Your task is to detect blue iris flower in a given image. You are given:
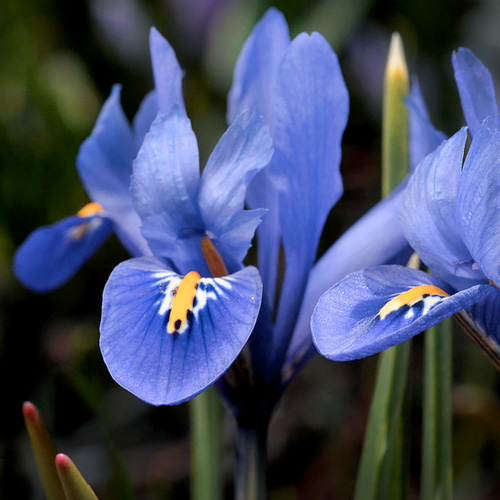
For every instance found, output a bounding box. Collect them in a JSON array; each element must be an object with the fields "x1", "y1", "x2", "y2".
[
  {"x1": 99, "y1": 105, "x2": 273, "y2": 405},
  {"x1": 14, "y1": 28, "x2": 183, "y2": 292},
  {"x1": 99, "y1": 8, "x2": 414, "y2": 412},
  {"x1": 311, "y1": 49, "x2": 500, "y2": 366},
  {"x1": 216, "y1": 9, "x2": 420, "y2": 420}
]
